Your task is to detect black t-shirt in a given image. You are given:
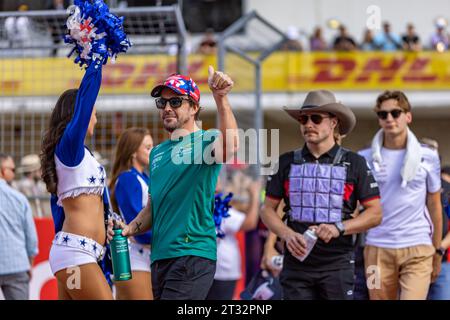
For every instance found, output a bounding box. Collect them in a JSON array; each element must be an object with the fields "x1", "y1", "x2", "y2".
[
  {"x1": 265, "y1": 144, "x2": 380, "y2": 271},
  {"x1": 402, "y1": 35, "x2": 419, "y2": 45},
  {"x1": 333, "y1": 36, "x2": 356, "y2": 49},
  {"x1": 402, "y1": 34, "x2": 420, "y2": 51}
]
